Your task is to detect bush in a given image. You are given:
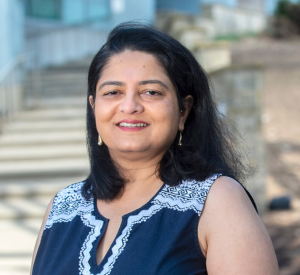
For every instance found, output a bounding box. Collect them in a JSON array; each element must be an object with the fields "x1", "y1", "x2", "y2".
[
  {"x1": 274, "y1": 0, "x2": 291, "y2": 17},
  {"x1": 271, "y1": 0, "x2": 300, "y2": 38}
]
